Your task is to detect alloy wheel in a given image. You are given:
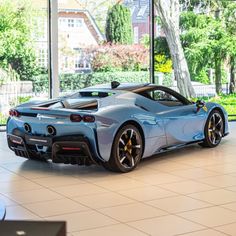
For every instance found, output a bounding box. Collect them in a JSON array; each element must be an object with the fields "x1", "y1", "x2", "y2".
[
  {"x1": 207, "y1": 112, "x2": 224, "y2": 145},
  {"x1": 117, "y1": 128, "x2": 142, "y2": 169}
]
